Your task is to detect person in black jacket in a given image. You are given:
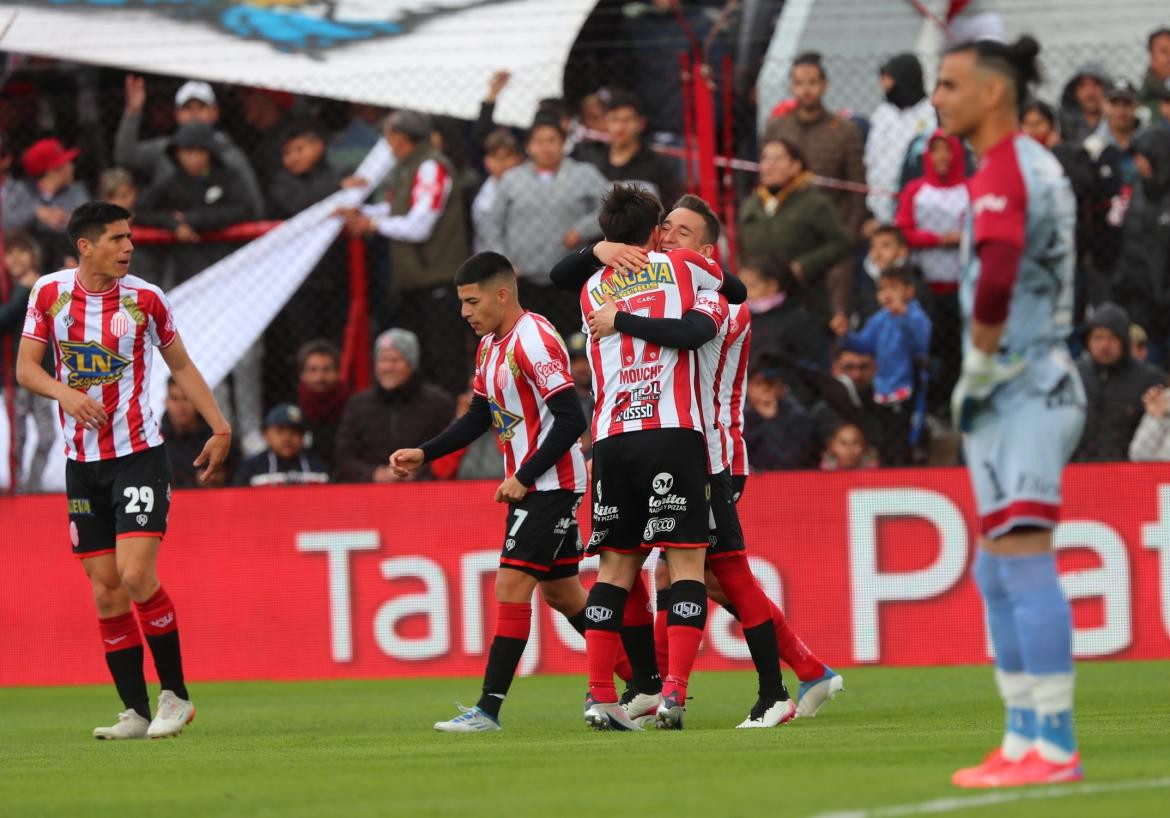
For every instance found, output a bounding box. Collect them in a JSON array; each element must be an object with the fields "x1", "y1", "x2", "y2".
[
  {"x1": 234, "y1": 403, "x2": 329, "y2": 487},
  {"x1": 585, "y1": 89, "x2": 682, "y2": 208},
  {"x1": 1074, "y1": 302, "x2": 1166, "y2": 462}
]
